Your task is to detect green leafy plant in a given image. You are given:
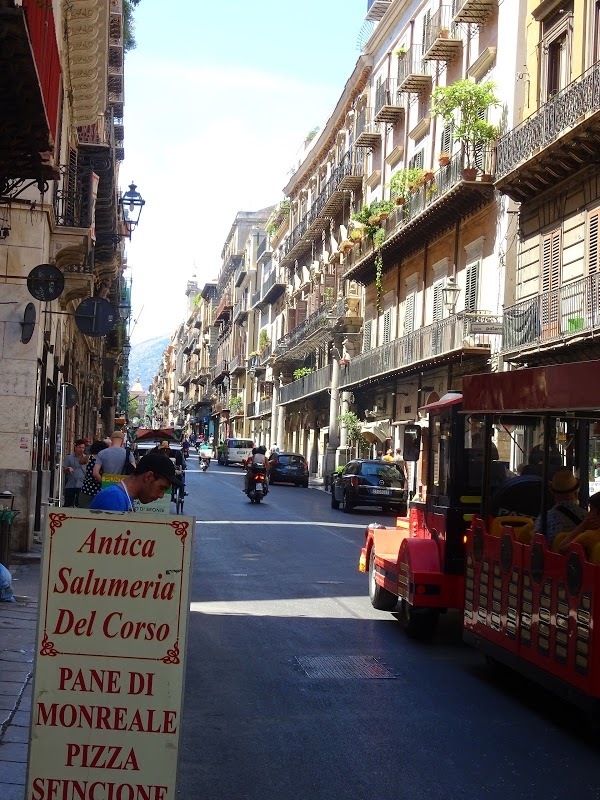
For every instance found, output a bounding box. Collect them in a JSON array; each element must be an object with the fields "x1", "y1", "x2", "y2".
[
  {"x1": 305, "y1": 126, "x2": 320, "y2": 142},
  {"x1": 351, "y1": 200, "x2": 394, "y2": 311},
  {"x1": 123, "y1": 0, "x2": 143, "y2": 52},
  {"x1": 229, "y1": 395, "x2": 243, "y2": 414},
  {"x1": 258, "y1": 329, "x2": 271, "y2": 352},
  {"x1": 431, "y1": 80, "x2": 499, "y2": 169},
  {"x1": 389, "y1": 167, "x2": 426, "y2": 202},
  {"x1": 322, "y1": 287, "x2": 335, "y2": 305},
  {"x1": 337, "y1": 412, "x2": 362, "y2": 443},
  {"x1": 293, "y1": 367, "x2": 314, "y2": 380}
]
